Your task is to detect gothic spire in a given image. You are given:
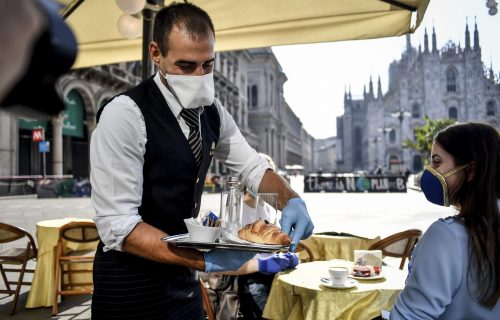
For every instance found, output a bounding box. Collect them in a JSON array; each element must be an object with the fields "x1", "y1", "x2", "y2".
[
  {"x1": 473, "y1": 18, "x2": 480, "y2": 50},
  {"x1": 465, "y1": 18, "x2": 471, "y2": 51},
  {"x1": 363, "y1": 84, "x2": 366, "y2": 98},
  {"x1": 348, "y1": 85, "x2": 352, "y2": 100},
  {"x1": 377, "y1": 76, "x2": 383, "y2": 99},
  {"x1": 369, "y1": 76, "x2": 374, "y2": 98},
  {"x1": 489, "y1": 62, "x2": 494, "y2": 80},
  {"x1": 432, "y1": 26, "x2": 438, "y2": 54},
  {"x1": 424, "y1": 28, "x2": 429, "y2": 53},
  {"x1": 406, "y1": 34, "x2": 412, "y2": 53}
]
